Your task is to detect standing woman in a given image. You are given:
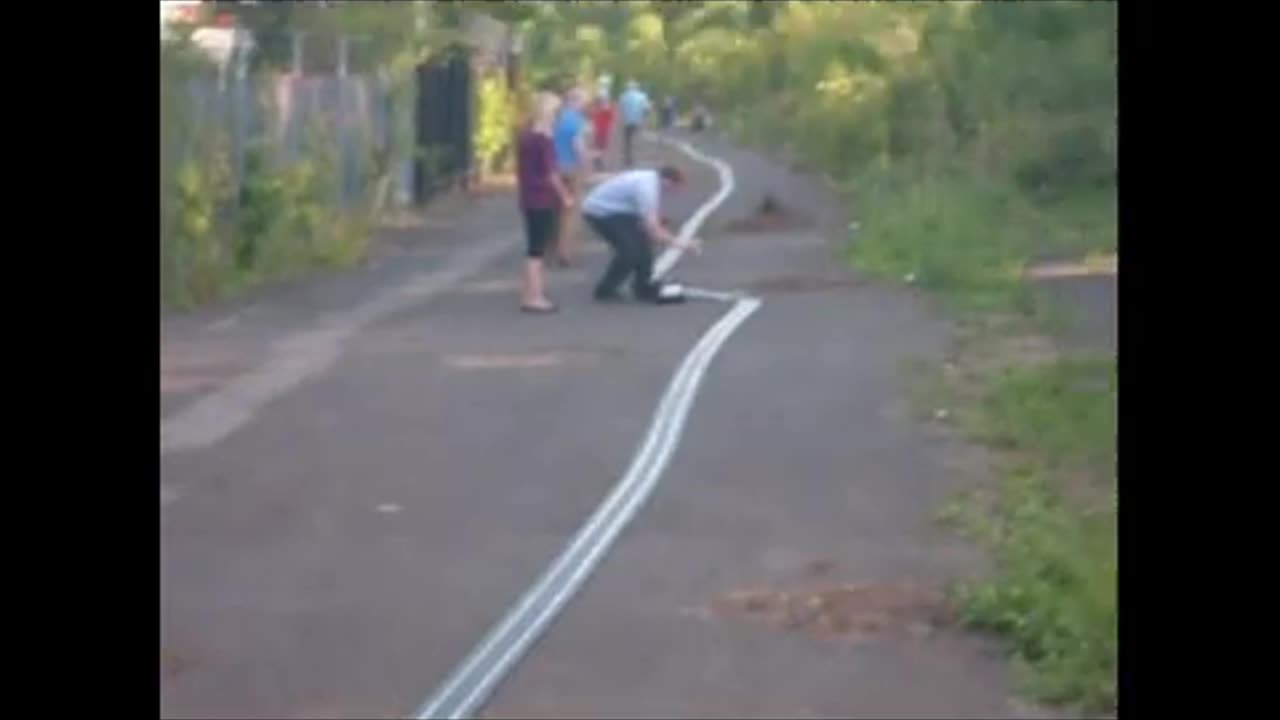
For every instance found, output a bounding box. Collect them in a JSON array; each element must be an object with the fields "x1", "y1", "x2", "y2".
[{"x1": 515, "y1": 92, "x2": 574, "y2": 314}]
